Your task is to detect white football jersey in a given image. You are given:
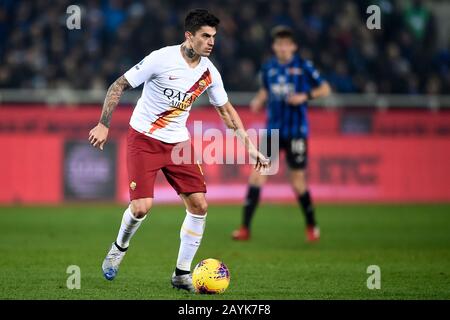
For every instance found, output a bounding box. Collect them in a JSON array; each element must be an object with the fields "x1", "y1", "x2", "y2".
[{"x1": 124, "y1": 45, "x2": 228, "y2": 143}]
